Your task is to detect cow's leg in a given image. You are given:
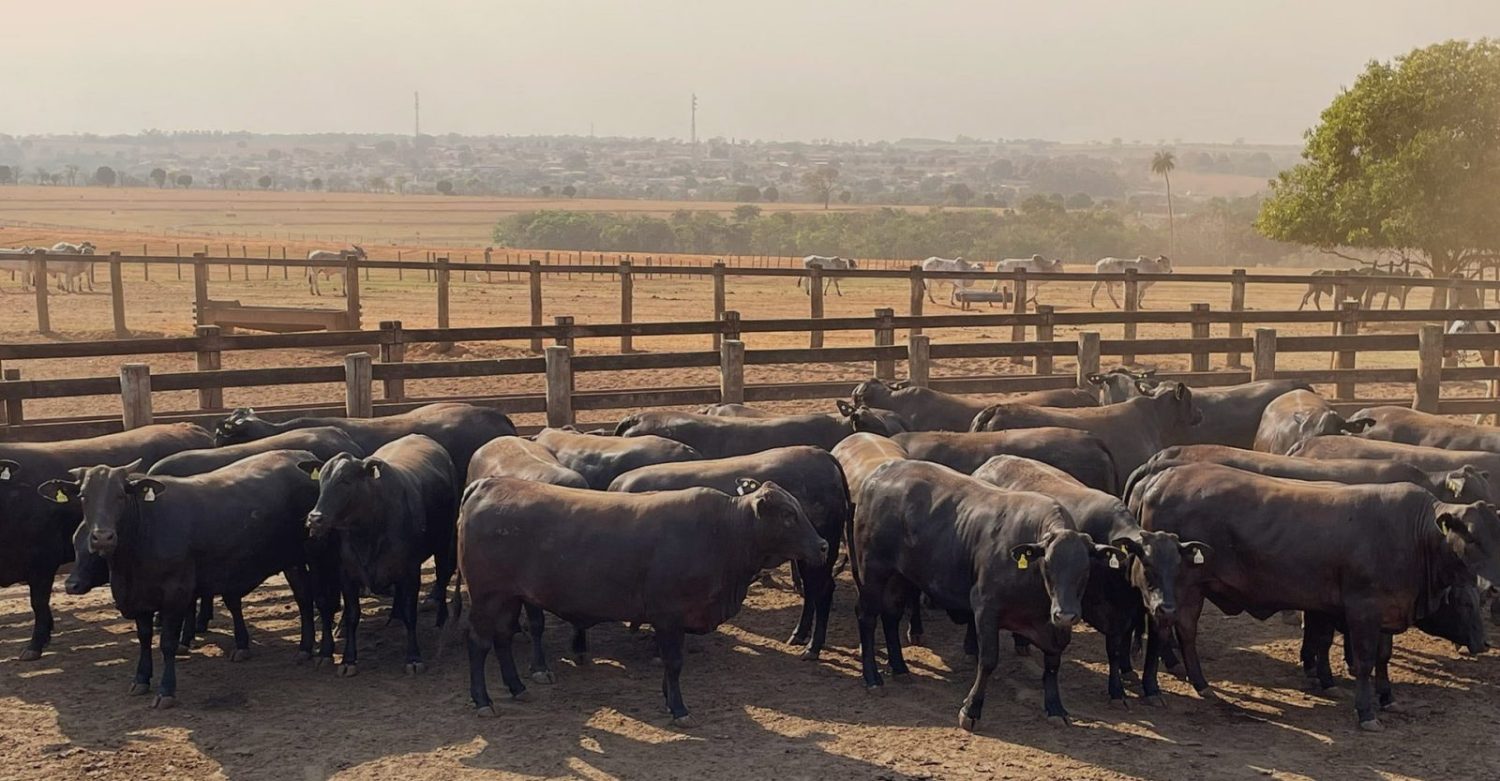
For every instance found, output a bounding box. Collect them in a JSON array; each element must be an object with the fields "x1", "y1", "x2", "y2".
[
  {"x1": 313, "y1": 563, "x2": 339, "y2": 665},
  {"x1": 1041, "y1": 650, "x2": 1070, "y2": 724},
  {"x1": 958, "y1": 610, "x2": 1001, "y2": 731},
  {"x1": 155, "y1": 611, "x2": 186, "y2": 709},
  {"x1": 1175, "y1": 596, "x2": 1213, "y2": 698},
  {"x1": 19, "y1": 573, "x2": 54, "y2": 661},
  {"x1": 466, "y1": 590, "x2": 503, "y2": 715},
  {"x1": 1345, "y1": 609, "x2": 1383, "y2": 730},
  {"x1": 880, "y1": 600, "x2": 910, "y2": 679},
  {"x1": 963, "y1": 618, "x2": 978, "y2": 659},
  {"x1": 1300, "y1": 612, "x2": 1337, "y2": 690},
  {"x1": 175, "y1": 605, "x2": 196, "y2": 655},
  {"x1": 1104, "y1": 629, "x2": 1128, "y2": 706},
  {"x1": 855, "y1": 587, "x2": 885, "y2": 690},
  {"x1": 337, "y1": 577, "x2": 361, "y2": 676},
  {"x1": 1140, "y1": 617, "x2": 1168, "y2": 706},
  {"x1": 493, "y1": 601, "x2": 528, "y2": 700},
  {"x1": 1013, "y1": 633, "x2": 1032, "y2": 657},
  {"x1": 194, "y1": 594, "x2": 214, "y2": 633},
  {"x1": 1375, "y1": 632, "x2": 1397, "y2": 710},
  {"x1": 1298, "y1": 288, "x2": 1313, "y2": 311},
  {"x1": 656, "y1": 627, "x2": 692, "y2": 726},
  {"x1": 570, "y1": 626, "x2": 590, "y2": 664},
  {"x1": 1107, "y1": 282, "x2": 1123, "y2": 308},
  {"x1": 1089, "y1": 280, "x2": 1102, "y2": 307},
  {"x1": 787, "y1": 563, "x2": 815, "y2": 648},
  {"x1": 805, "y1": 563, "x2": 836, "y2": 661},
  {"x1": 130, "y1": 614, "x2": 154, "y2": 695},
  {"x1": 223, "y1": 594, "x2": 251, "y2": 661},
  {"x1": 906, "y1": 599, "x2": 925, "y2": 647},
  {"x1": 283, "y1": 566, "x2": 317, "y2": 662},
  {"x1": 422, "y1": 535, "x2": 455, "y2": 626},
  {"x1": 397, "y1": 575, "x2": 426, "y2": 674},
  {"x1": 926, "y1": 280, "x2": 937, "y2": 304},
  {"x1": 524, "y1": 603, "x2": 554, "y2": 683}
]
